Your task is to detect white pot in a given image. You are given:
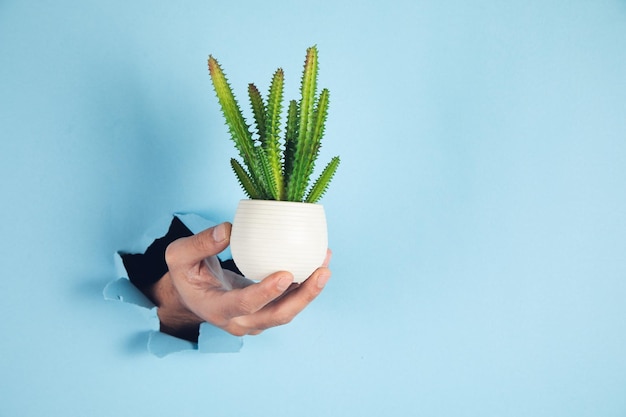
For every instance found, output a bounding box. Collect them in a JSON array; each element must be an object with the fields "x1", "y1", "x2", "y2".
[{"x1": 230, "y1": 199, "x2": 328, "y2": 283}]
